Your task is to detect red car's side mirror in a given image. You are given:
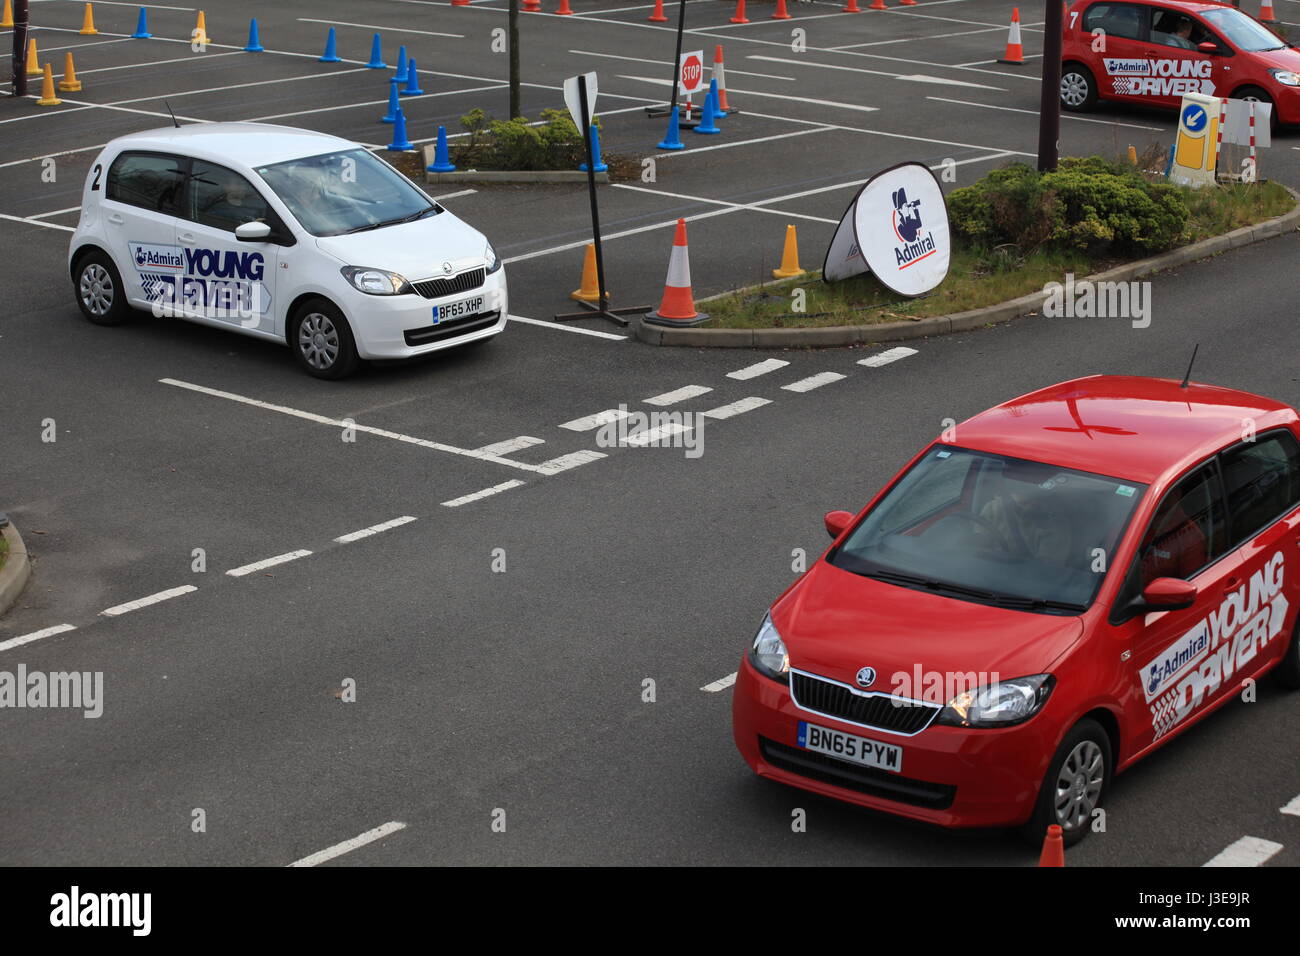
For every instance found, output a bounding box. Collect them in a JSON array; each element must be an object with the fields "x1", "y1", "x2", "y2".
[
  {"x1": 1141, "y1": 577, "x2": 1198, "y2": 611},
  {"x1": 1197, "y1": 41, "x2": 1219, "y2": 54},
  {"x1": 824, "y1": 510, "x2": 853, "y2": 539}
]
